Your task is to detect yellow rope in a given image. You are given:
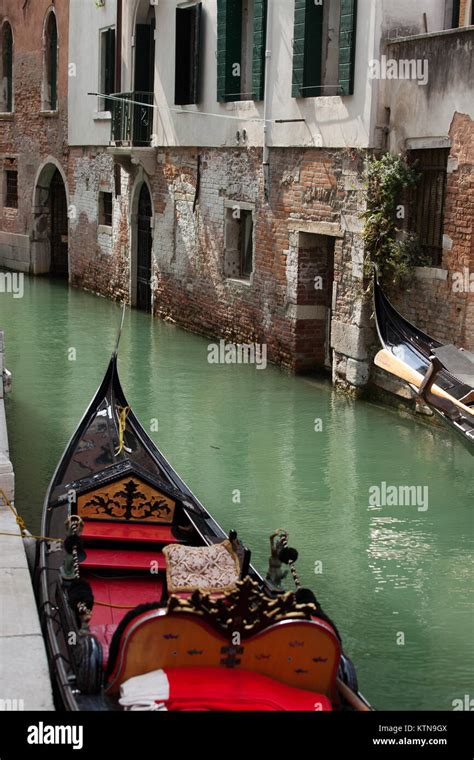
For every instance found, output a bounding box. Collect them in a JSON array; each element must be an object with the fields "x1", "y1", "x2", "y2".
[
  {"x1": 115, "y1": 405, "x2": 131, "y2": 455},
  {"x1": 0, "y1": 489, "x2": 62, "y2": 543},
  {"x1": 0, "y1": 531, "x2": 63, "y2": 541}
]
